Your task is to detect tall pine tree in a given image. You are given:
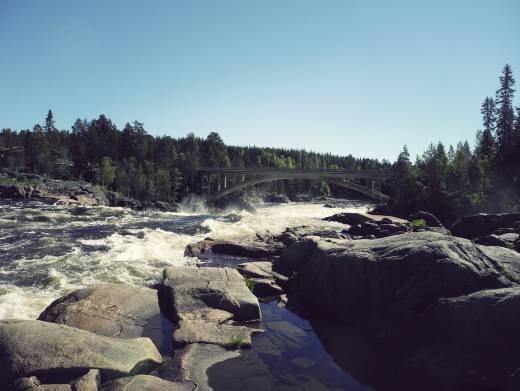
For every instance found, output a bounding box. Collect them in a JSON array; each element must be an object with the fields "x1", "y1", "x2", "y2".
[
  {"x1": 477, "y1": 97, "x2": 496, "y2": 160},
  {"x1": 495, "y1": 64, "x2": 515, "y2": 165}
]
